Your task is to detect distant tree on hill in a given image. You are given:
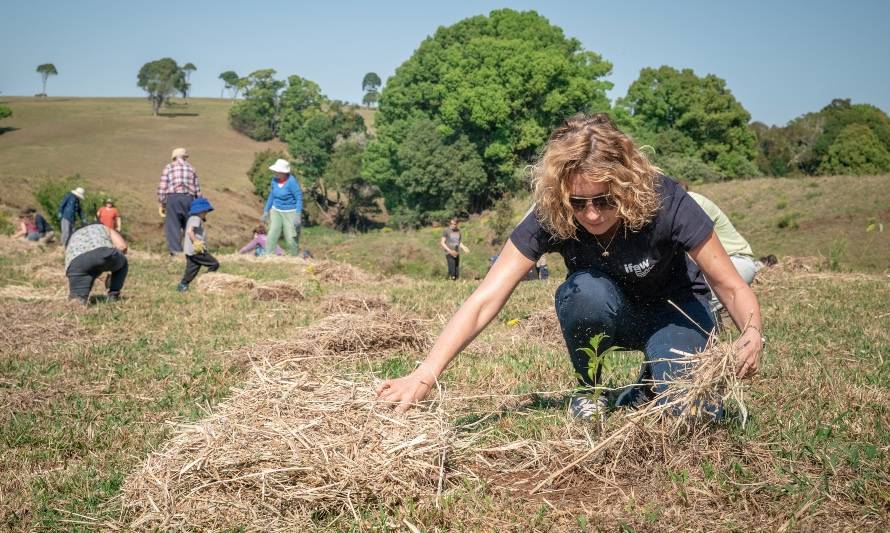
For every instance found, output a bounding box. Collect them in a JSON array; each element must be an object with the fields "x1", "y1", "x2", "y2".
[
  {"x1": 218, "y1": 70, "x2": 241, "y2": 99},
  {"x1": 365, "y1": 9, "x2": 613, "y2": 220},
  {"x1": 362, "y1": 89, "x2": 379, "y2": 108},
  {"x1": 616, "y1": 65, "x2": 758, "y2": 180},
  {"x1": 36, "y1": 63, "x2": 58, "y2": 96},
  {"x1": 181, "y1": 63, "x2": 197, "y2": 98},
  {"x1": 0, "y1": 105, "x2": 11, "y2": 121},
  {"x1": 137, "y1": 58, "x2": 185, "y2": 116},
  {"x1": 362, "y1": 72, "x2": 381, "y2": 108}
]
